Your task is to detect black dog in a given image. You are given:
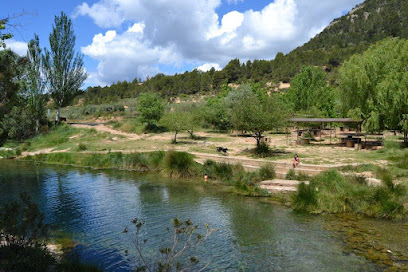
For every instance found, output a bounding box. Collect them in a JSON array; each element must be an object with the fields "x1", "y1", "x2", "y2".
[{"x1": 216, "y1": 147, "x2": 228, "y2": 154}]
